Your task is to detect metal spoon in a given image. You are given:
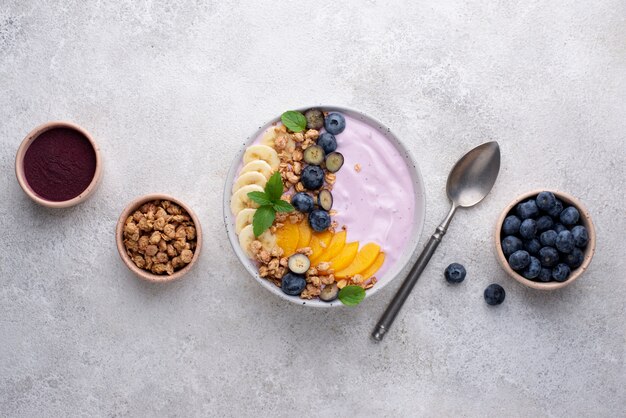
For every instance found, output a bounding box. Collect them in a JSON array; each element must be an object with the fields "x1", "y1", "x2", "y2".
[{"x1": 372, "y1": 141, "x2": 501, "y2": 341}]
